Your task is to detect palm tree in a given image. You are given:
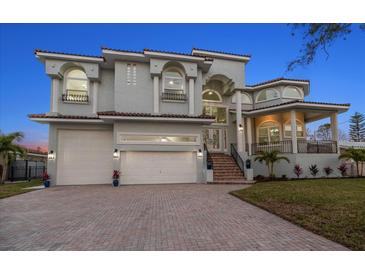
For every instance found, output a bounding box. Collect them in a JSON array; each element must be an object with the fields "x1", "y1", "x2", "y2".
[
  {"x1": 254, "y1": 150, "x2": 290, "y2": 178},
  {"x1": 0, "y1": 131, "x2": 26, "y2": 183},
  {"x1": 339, "y1": 148, "x2": 365, "y2": 177}
]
